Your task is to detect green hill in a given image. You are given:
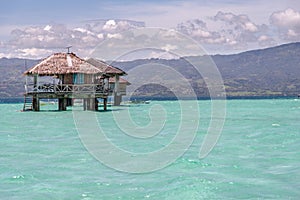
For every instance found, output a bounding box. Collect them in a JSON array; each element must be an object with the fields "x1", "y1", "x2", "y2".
[
  {"x1": 0, "y1": 58, "x2": 38, "y2": 97},
  {"x1": 0, "y1": 42, "x2": 300, "y2": 98},
  {"x1": 112, "y1": 42, "x2": 300, "y2": 97}
]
